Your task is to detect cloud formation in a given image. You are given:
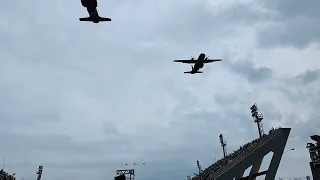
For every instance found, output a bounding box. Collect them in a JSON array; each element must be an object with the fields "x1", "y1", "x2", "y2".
[
  {"x1": 0, "y1": 0, "x2": 319, "y2": 180},
  {"x1": 256, "y1": 0, "x2": 320, "y2": 48}
]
